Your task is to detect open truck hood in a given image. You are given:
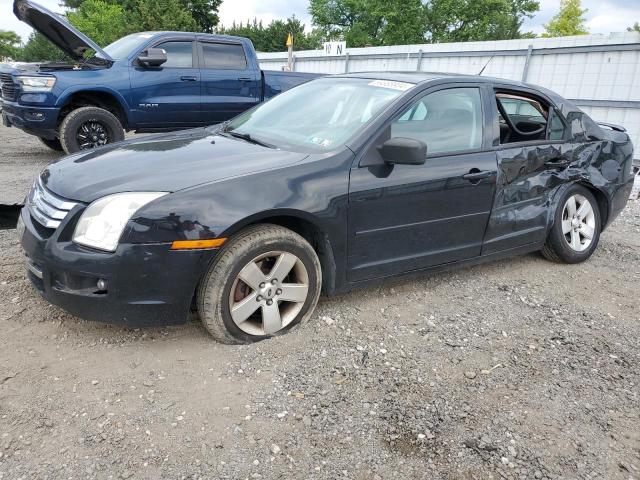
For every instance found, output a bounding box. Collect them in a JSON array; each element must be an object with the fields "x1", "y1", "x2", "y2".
[{"x1": 13, "y1": 0, "x2": 113, "y2": 62}]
